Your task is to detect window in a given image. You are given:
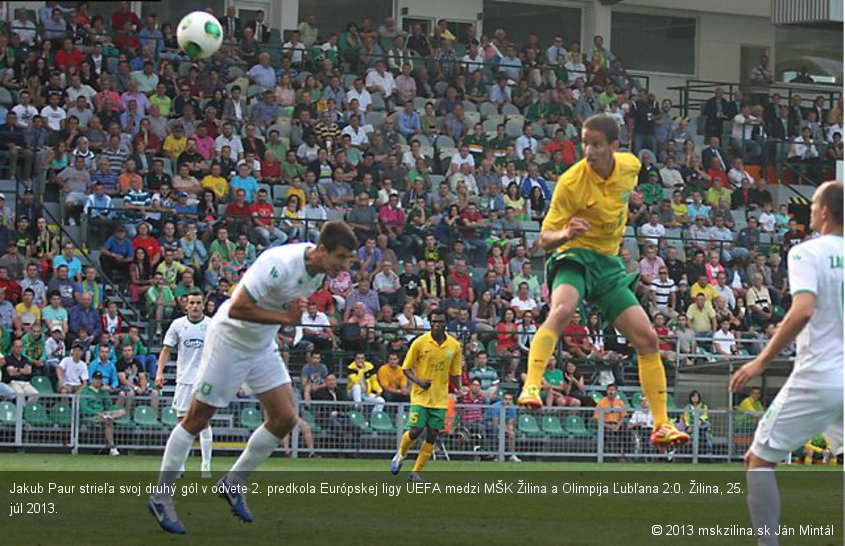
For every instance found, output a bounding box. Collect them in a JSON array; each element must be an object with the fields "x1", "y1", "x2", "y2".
[
  {"x1": 298, "y1": 0, "x2": 392, "y2": 42},
  {"x1": 611, "y1": 12, "x2": 696, "y2": 75},
  {"x1": 483, "y1": 2, "x2": 581, "y2": 50}
]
